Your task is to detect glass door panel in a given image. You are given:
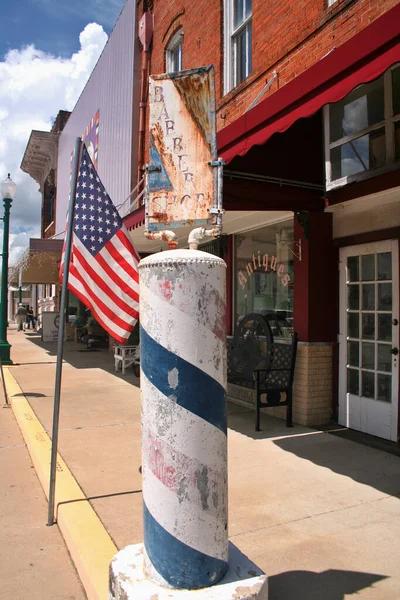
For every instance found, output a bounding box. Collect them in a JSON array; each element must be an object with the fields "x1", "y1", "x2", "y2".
[{"x1": 340, "y1": 240, "x2": 398, "y2": 441}]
